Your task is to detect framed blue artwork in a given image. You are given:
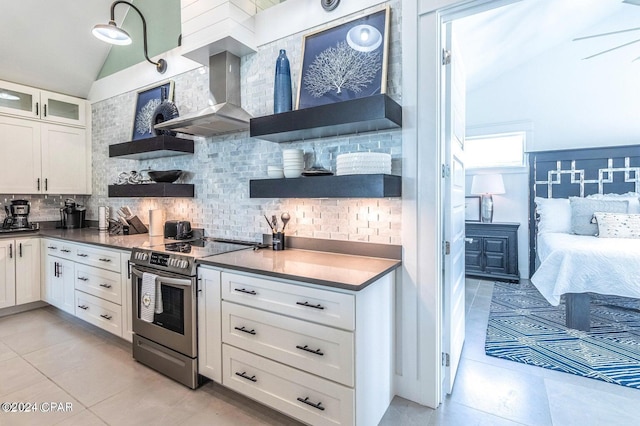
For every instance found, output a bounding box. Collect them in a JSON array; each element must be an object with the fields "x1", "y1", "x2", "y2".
[
  {"x1": 296, "y1": 6, "x2": 390, "y2": 110},
  {"x1": 132, "y1": 80, "x2": 174, "y2": 140}
]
